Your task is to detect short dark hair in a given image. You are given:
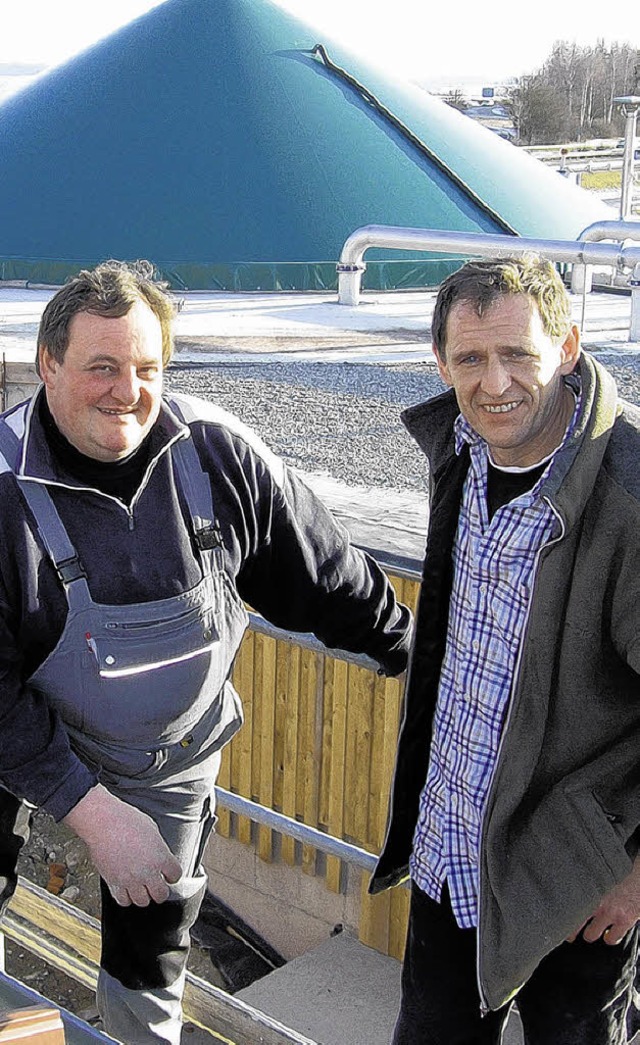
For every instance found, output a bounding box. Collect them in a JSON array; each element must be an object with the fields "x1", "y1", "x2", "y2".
[
  {"x1": 432, "y1": 255, "x2": 571, "y2": 359},
  {"x1": 36, "y1": 260, "x2": 176, "y2": 375}
]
